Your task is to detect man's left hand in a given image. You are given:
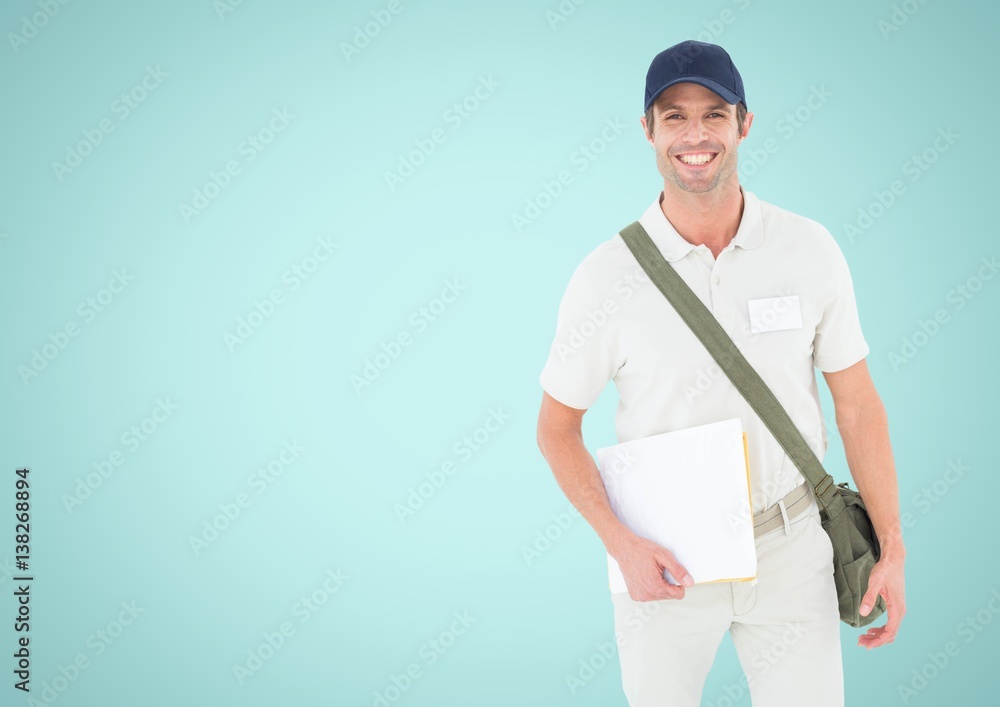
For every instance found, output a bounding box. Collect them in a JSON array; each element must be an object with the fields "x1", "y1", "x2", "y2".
[{"x1": 858, "y1": 549, "x2": 906, "y2": 649}]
